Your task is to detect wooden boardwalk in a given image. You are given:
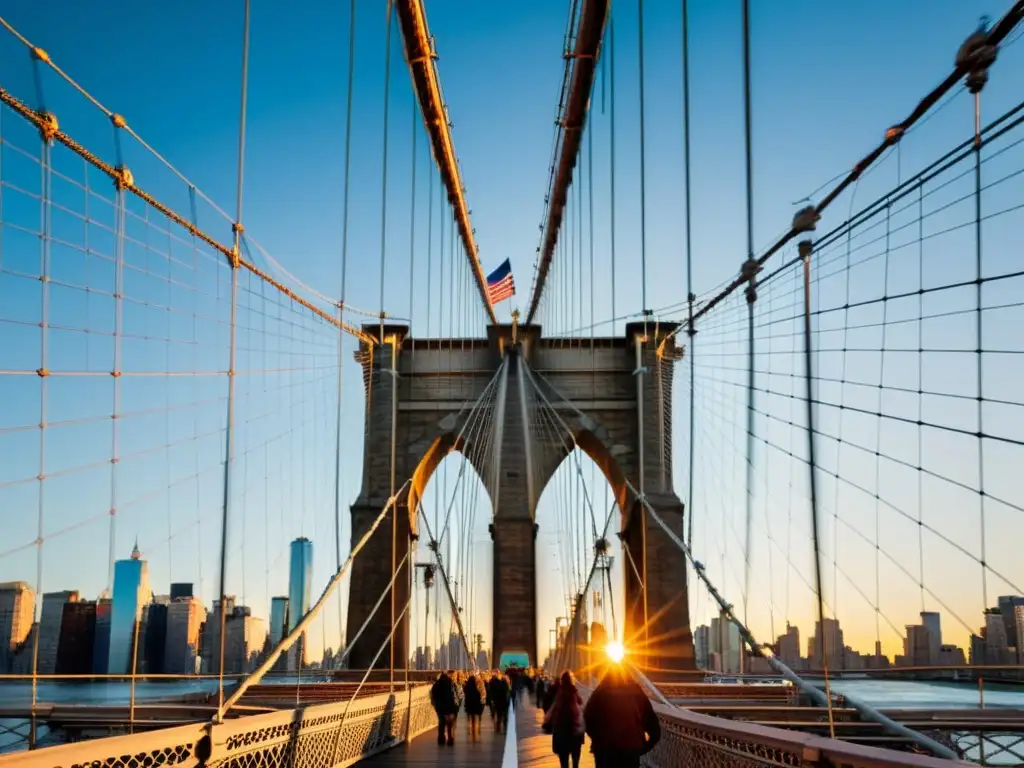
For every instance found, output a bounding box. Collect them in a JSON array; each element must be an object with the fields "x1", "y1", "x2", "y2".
[
  {"x1": 516, "y1": 697, "x2": 594, "y2": 768},
  {"x1": 360, "y1": 710, "x2": 509, "y2": 766}
]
